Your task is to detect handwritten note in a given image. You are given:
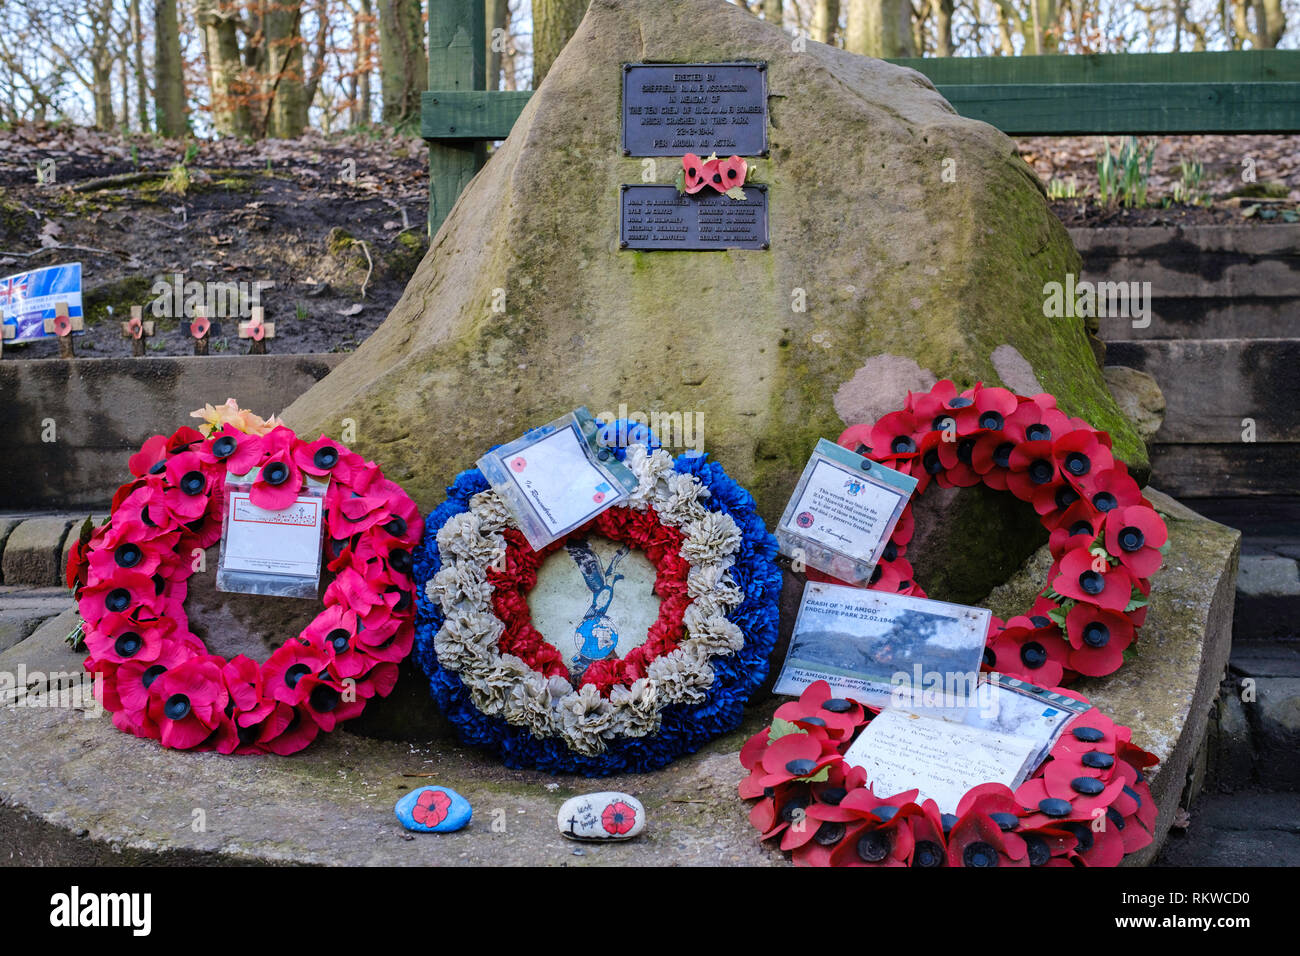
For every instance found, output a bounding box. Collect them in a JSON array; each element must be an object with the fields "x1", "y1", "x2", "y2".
[{"x1": 843, "y1": 709, "x2": 1039, "y2": 814}]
